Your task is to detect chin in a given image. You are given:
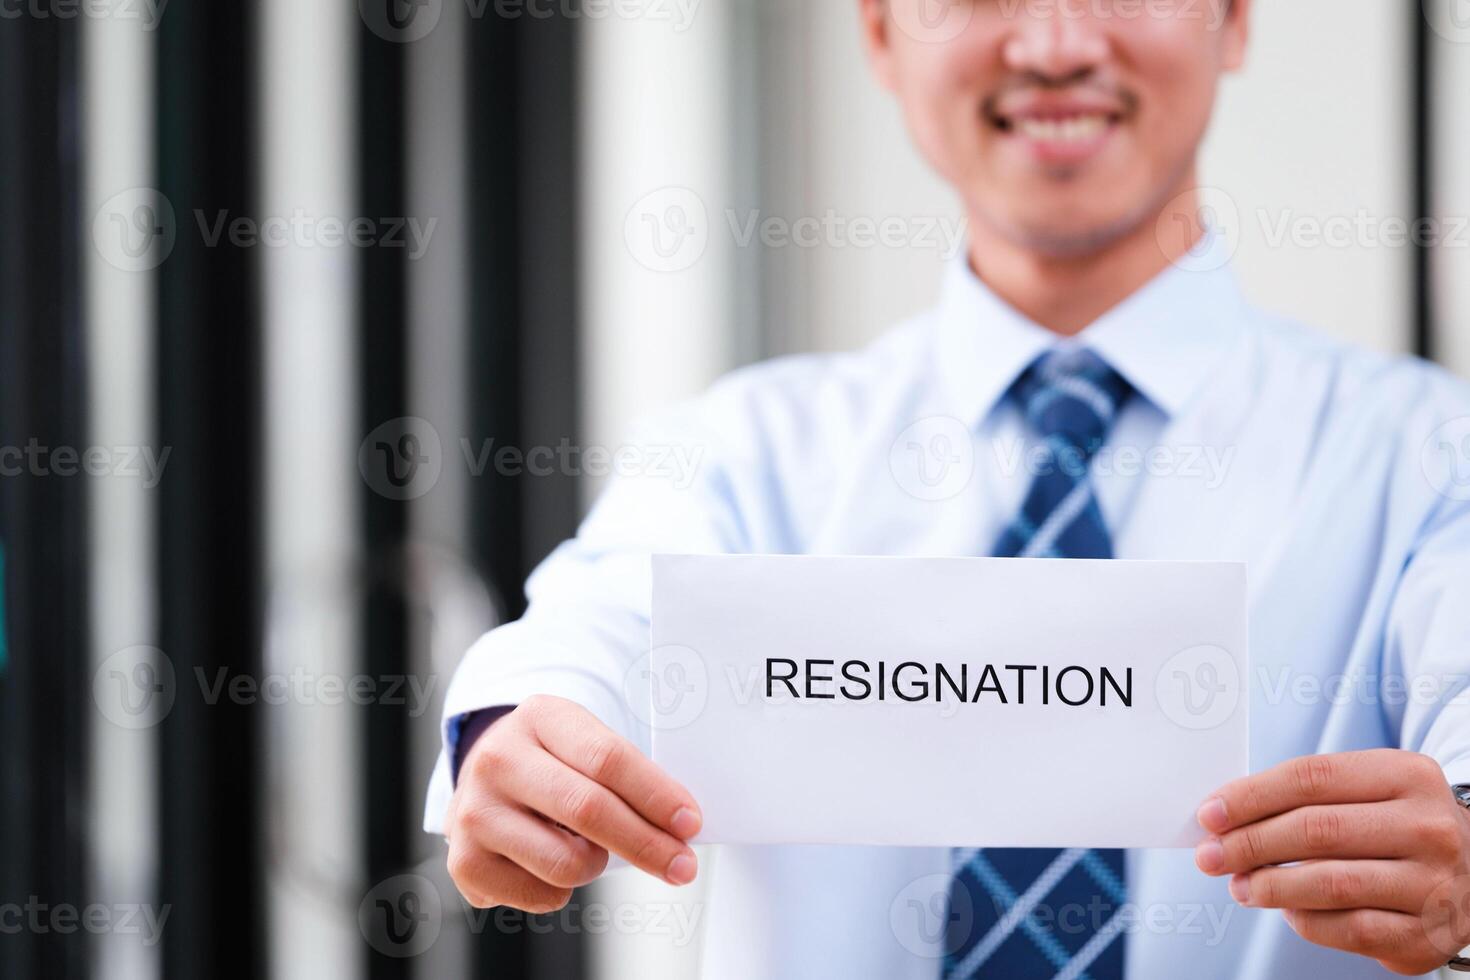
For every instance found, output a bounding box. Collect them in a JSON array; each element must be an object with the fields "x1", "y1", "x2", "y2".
[{"x1": 988, "y1": 207, "x2": 1145, "y2": 261}]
